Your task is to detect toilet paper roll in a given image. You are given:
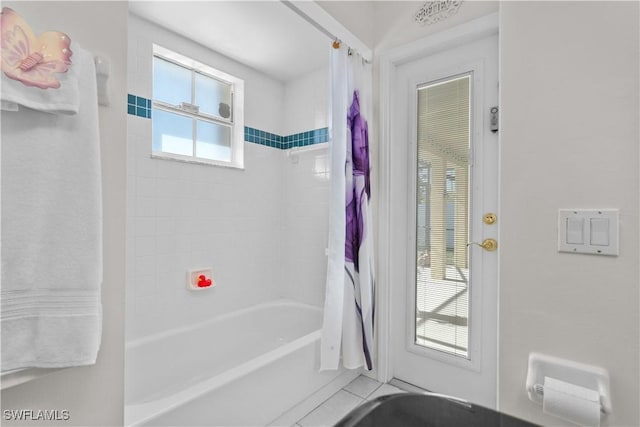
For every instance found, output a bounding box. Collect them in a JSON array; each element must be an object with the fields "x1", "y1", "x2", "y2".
[{"x1": 542, "y1": 376, "x2": 601, "y2": 427}]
